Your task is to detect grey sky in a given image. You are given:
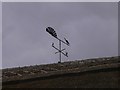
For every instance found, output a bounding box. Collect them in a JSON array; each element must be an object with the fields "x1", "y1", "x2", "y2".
[
  {"x1": 2, "y1": 2, "x2": 118, "y2": 68},
  {"x1": 0, "y1": 2, "x2": 2, "y2": 69}
]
